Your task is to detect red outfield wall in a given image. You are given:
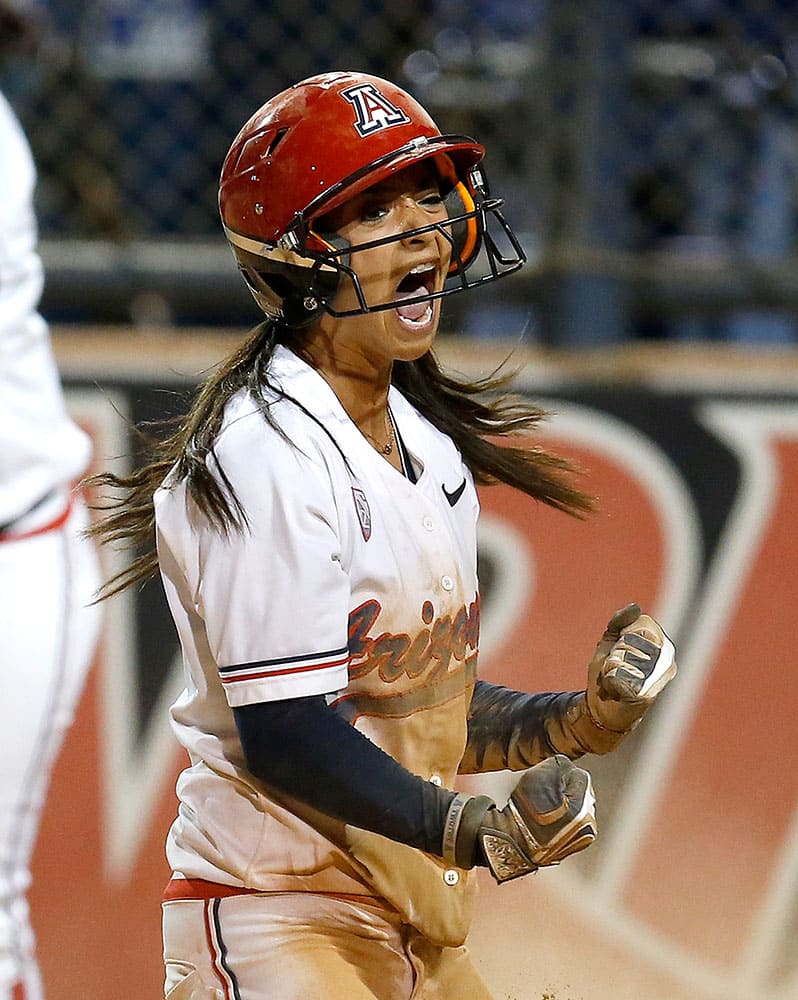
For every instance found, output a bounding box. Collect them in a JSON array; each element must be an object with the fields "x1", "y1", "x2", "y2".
[{"x1": 35, "y1": 333, "x2": 798, "y2": 1000}]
